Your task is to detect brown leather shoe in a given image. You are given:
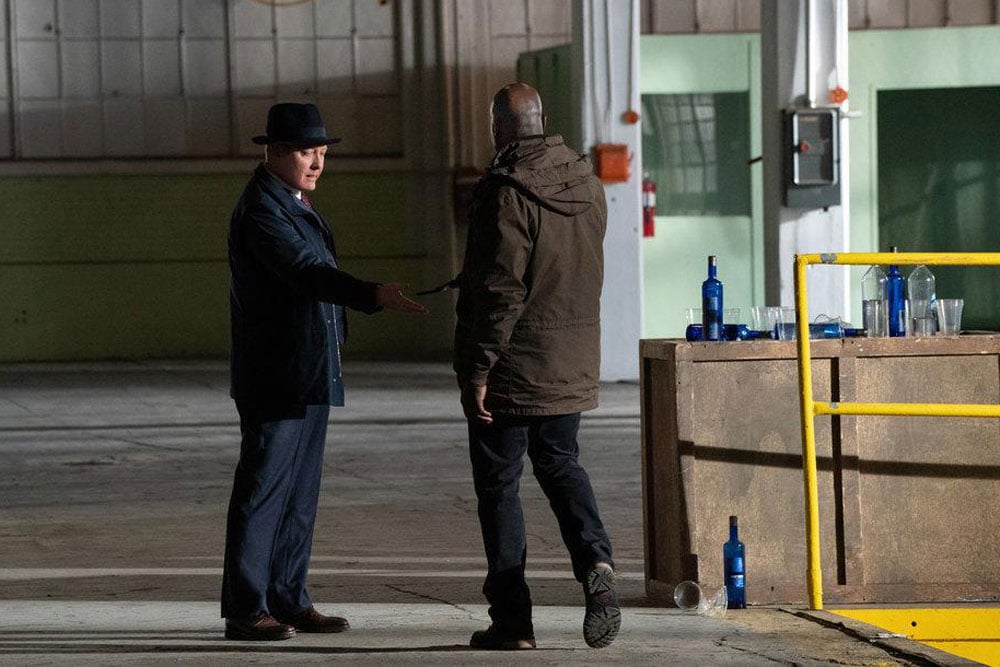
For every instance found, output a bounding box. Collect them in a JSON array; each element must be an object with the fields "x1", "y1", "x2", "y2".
[
  {"x1": 224, "y1": 612, "x2": 295, "y2": 641},
  {"x1": 275, "y1": 606, "x2": 350, "y2": 633}
]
